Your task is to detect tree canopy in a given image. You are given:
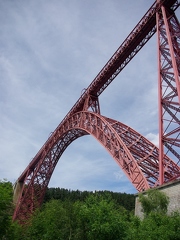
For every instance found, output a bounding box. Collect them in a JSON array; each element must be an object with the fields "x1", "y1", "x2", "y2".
[
  {"x1": 1, "y1": 181, "x2": 180, "y2": 240},
  {"x1": 0, "y1": 179, "x2": 13, "y2": 238},
  {"x1": 44, "y1": 187, "x2": 135, "y2": 212},
  {"x1": 139, "y1": 188, "x2": 169, "y2": 216}
]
